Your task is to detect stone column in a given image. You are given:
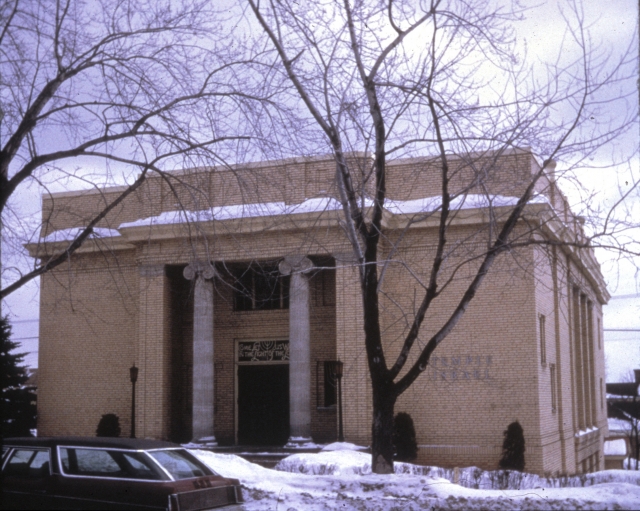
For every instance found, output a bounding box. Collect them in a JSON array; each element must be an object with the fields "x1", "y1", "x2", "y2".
[
  {"x1": 279, "y1": 255, "x2": 314, "y2": 447},
  {"x1": 184, "y1": 261, "x2": 217, "y2": 445}
]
